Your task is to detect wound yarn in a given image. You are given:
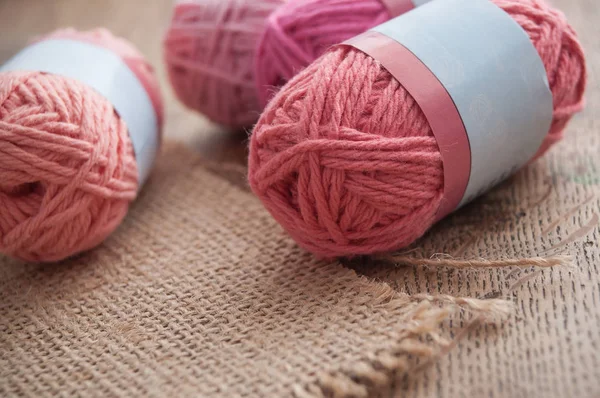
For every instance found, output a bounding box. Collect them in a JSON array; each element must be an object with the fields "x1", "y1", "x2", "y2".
[
  {"x1": 254, "y1": 0, "x2": 394, "y2": 107},
  {"x1": 163, "y1": 0, "x2": 407, "y2": 127},
  {"x1": 0, "y1": 29, "x2": 163, "y2": 262},
  {"x1": 248, "y1": 0, "x2": 587, "y2": 258},
  {"x1": 164, "y1": 0, "x2": 285, "y2": 128}
]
